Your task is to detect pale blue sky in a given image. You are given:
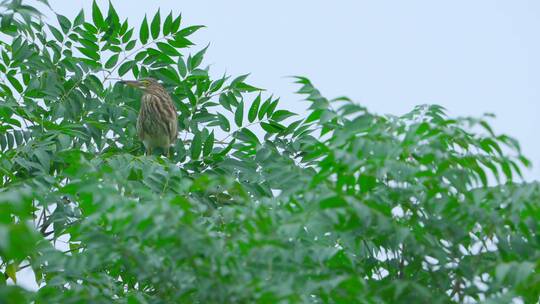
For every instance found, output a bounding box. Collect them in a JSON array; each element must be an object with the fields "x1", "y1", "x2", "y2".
[{"x1": 50, "y1": 1, "x2": 539, "y2": 180}]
